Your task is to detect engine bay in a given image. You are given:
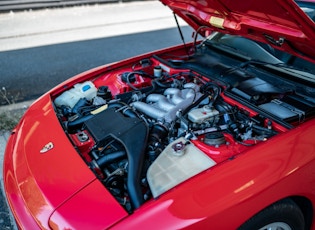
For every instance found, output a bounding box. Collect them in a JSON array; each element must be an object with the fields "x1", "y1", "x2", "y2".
[{"x1": 53, "y1": 43, "x2": 315, "y2": 213}]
